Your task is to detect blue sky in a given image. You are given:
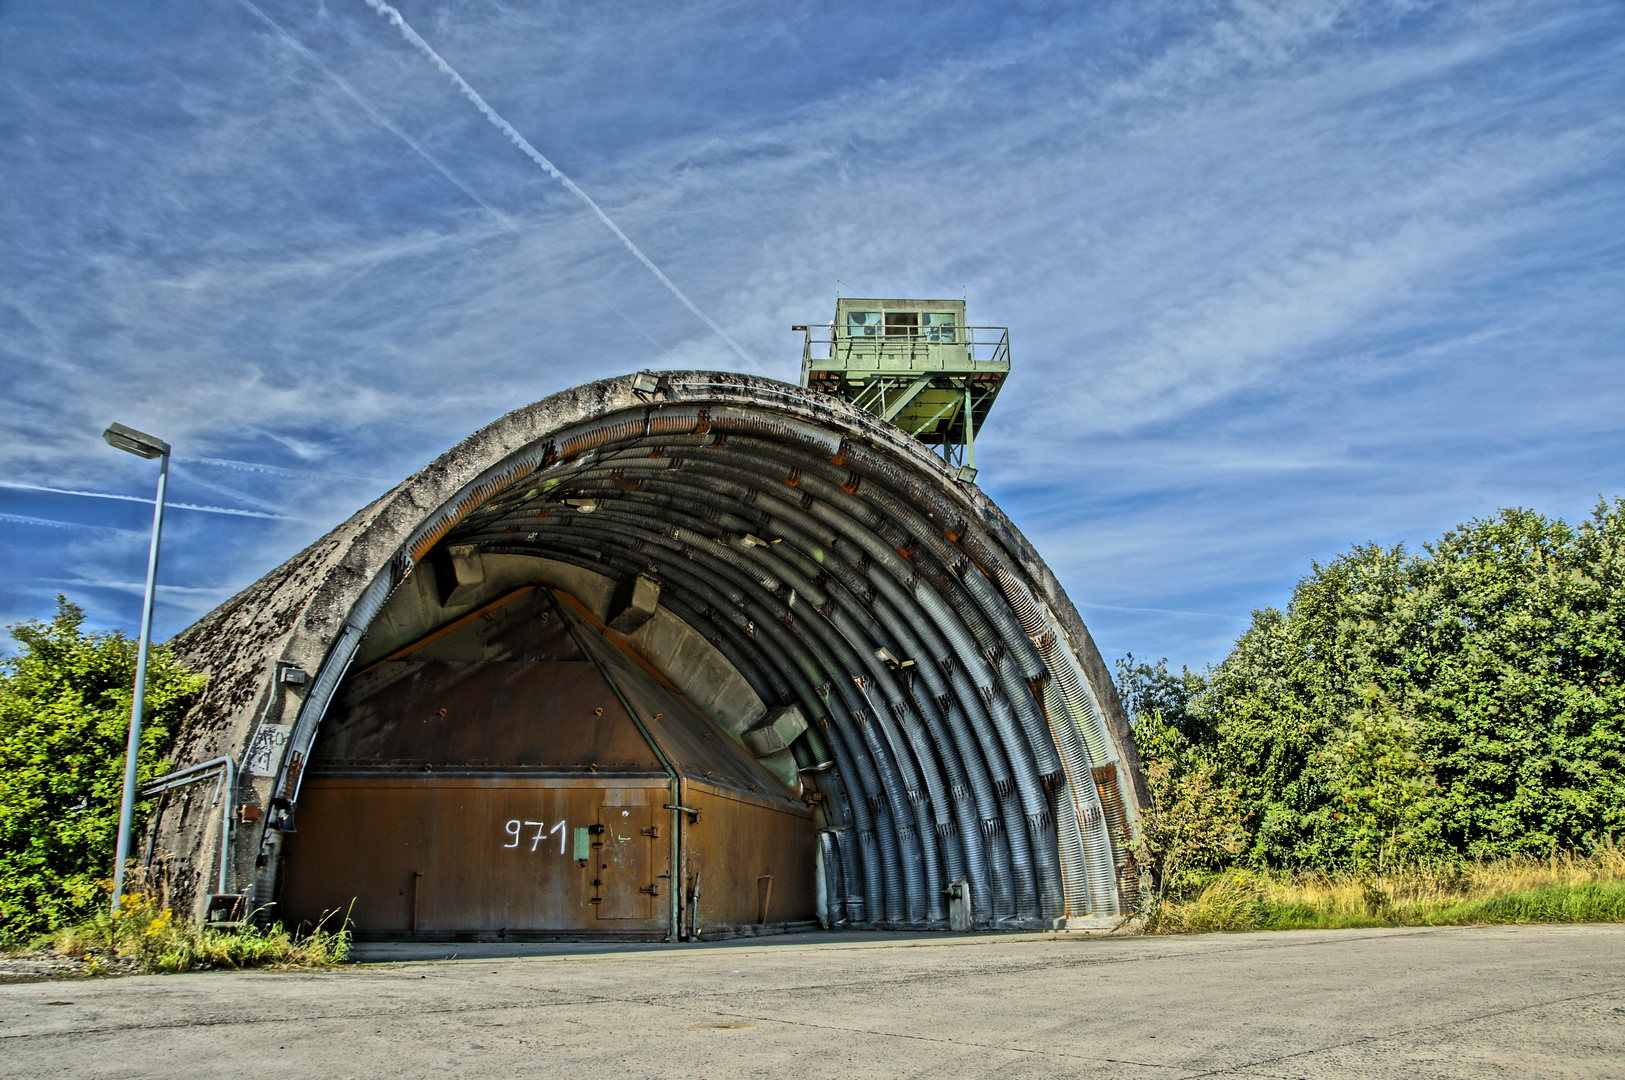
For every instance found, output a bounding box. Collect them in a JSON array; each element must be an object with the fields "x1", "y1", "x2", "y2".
[{"x1": 2, "y1": 0, "x2": 1621, "y2": 671}]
